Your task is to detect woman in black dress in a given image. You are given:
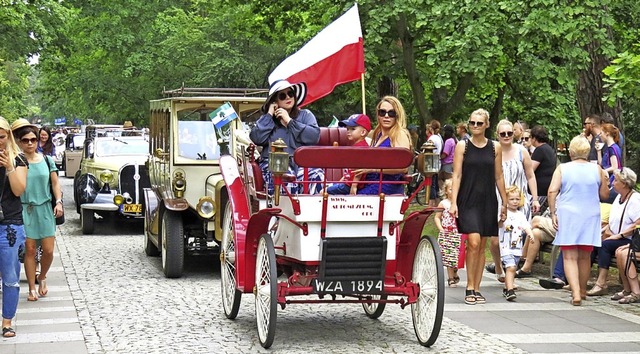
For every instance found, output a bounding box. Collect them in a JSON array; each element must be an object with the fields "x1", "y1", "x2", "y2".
[{"x1": 450, "y1": 109, "x2": 508, "y2": 305}]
